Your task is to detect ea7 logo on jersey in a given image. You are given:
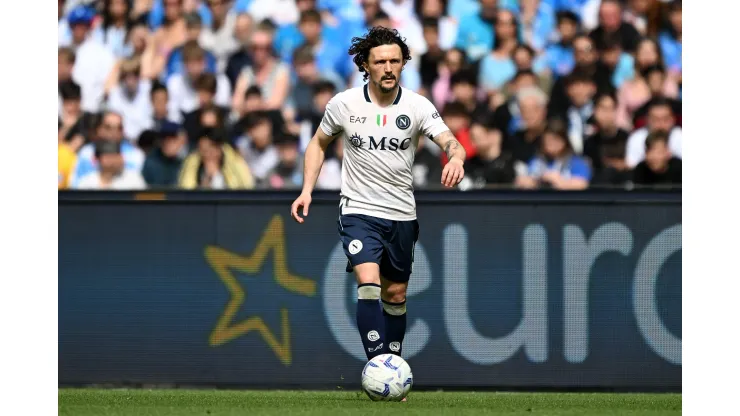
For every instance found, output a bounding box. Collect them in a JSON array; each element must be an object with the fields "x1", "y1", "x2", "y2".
[
  {"x1": 349, "y1": 133, "x2": 365, "y2": 148},
  {"x1": 368, "y1": 136, "x2": 412, "y2": 151},
  {"x1": 350, "y1": 116, "x2": 367, "y2": 124},
  {"x1": 432, "y1": 112, "x2": 440, "y2": 119}
]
